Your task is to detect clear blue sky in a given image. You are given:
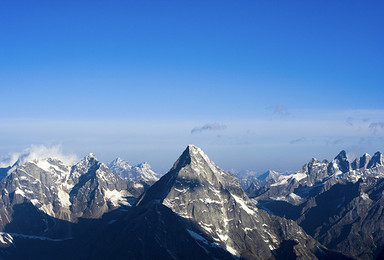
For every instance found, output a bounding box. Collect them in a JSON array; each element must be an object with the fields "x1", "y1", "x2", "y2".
[{"x1": 0, "y1": 1, "x2": 383, "y2": 173}]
